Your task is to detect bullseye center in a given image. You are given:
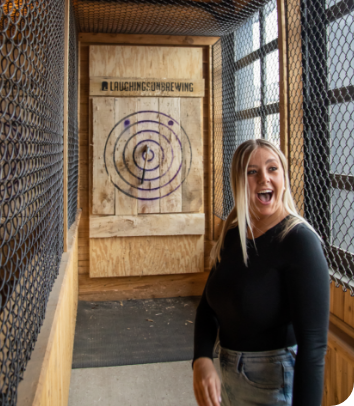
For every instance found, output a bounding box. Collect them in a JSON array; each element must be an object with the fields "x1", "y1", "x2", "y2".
[{"x1": 142, "y1": 150, "x2": 155, "y2": 162}]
